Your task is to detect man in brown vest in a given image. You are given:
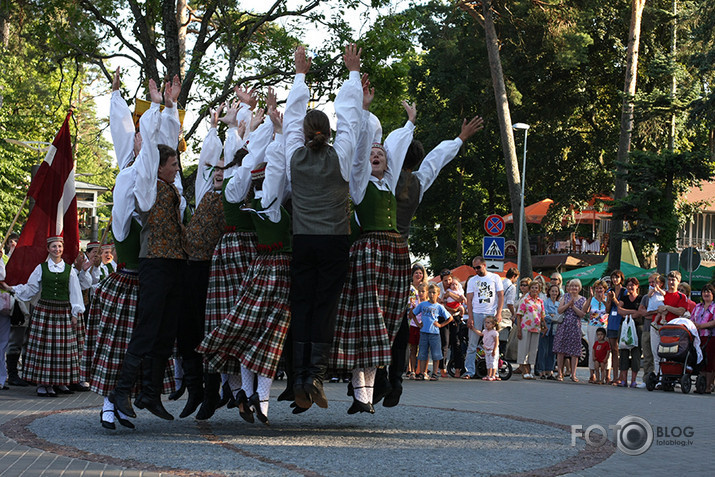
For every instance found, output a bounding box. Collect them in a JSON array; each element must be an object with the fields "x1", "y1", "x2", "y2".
[{"x1": 110, "y1": 77, "x2": 186, "y2": 421}]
